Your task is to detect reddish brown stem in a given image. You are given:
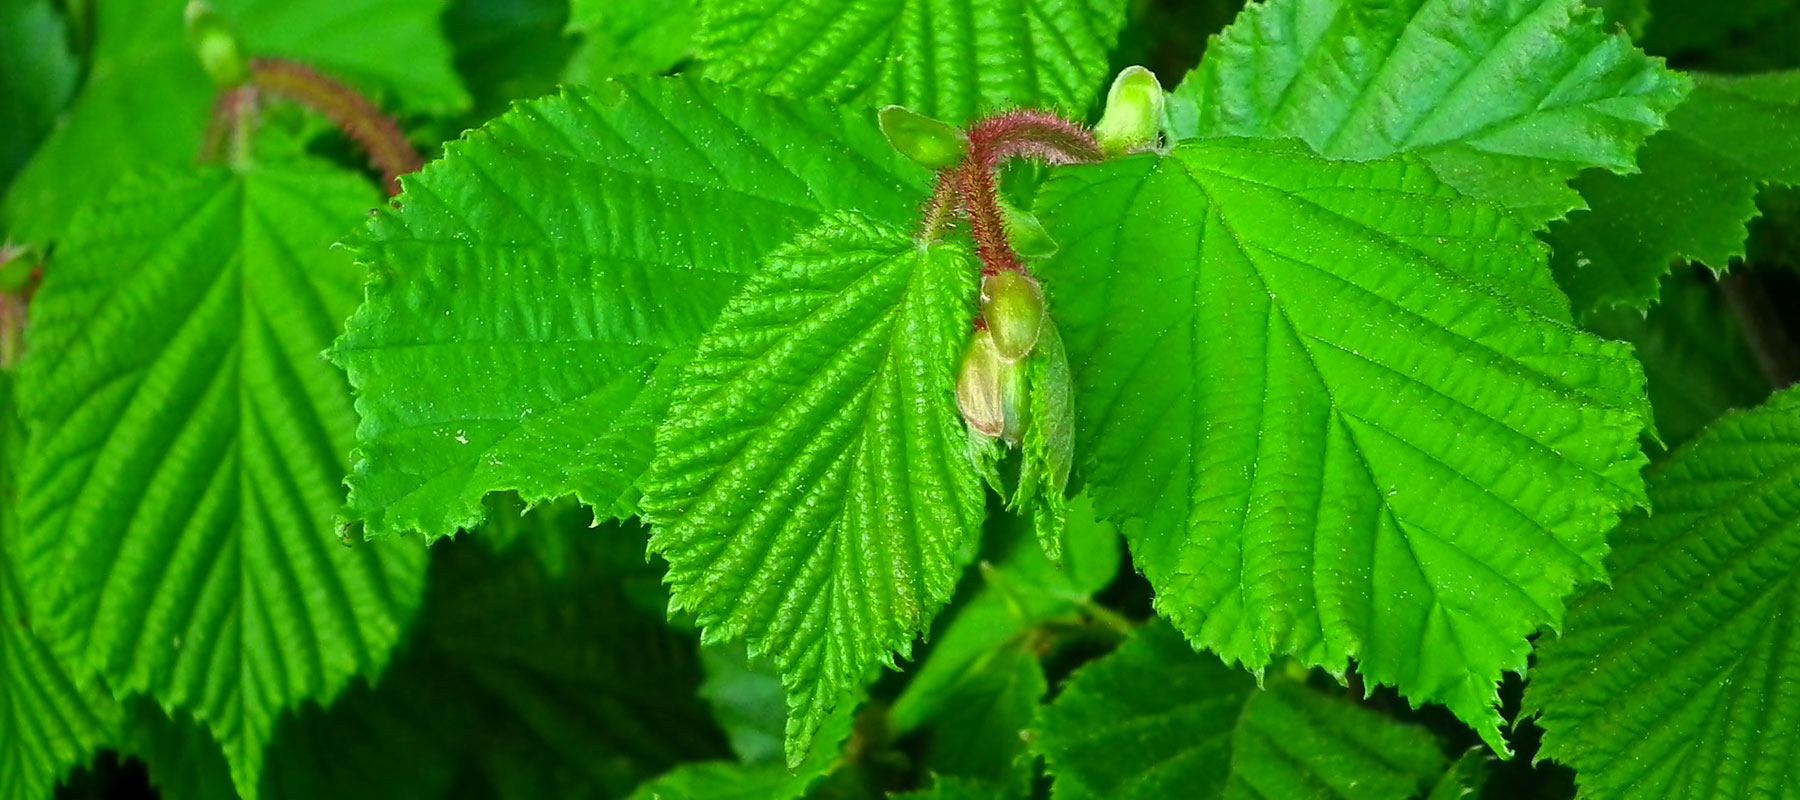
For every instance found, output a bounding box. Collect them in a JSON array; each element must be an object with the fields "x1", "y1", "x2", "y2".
[
  {"x1": 956, "y1": 160, "x2": 1021, "y2": 275},
  {"x1": 925, "y1": 109, "x2": 1103, "y2": 275},
  {"x1": 200, "y1": 84, "x2": 260, "y2": 165},
  {"x1": 247, "y1": 58, "x2": 421, "y2": 195}
]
